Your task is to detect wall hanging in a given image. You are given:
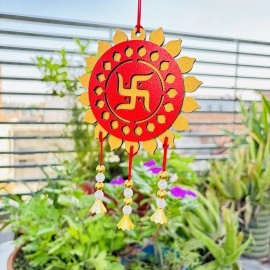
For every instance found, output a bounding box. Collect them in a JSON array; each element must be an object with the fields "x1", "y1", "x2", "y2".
[{"x1": 77, "y1": 0, "x2": 202, "y2": 230}]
